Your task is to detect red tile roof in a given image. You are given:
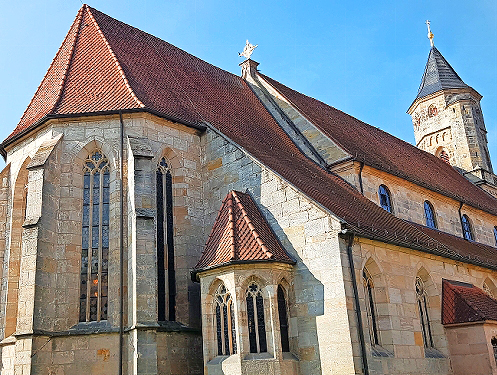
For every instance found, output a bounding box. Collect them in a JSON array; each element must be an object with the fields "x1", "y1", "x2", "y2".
[
  {"x1": 6, "y1": 6, "x2": 497, "y2": 272},
  {"x1": 194, "y1": 191, "x2": 294, "y2": 271},
  {"x1": 442, "y1": 279, "x2": 497, "y2": 325},
  {"x1": 259, "y1": 74, "x2": 497, "y2": 218}
]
